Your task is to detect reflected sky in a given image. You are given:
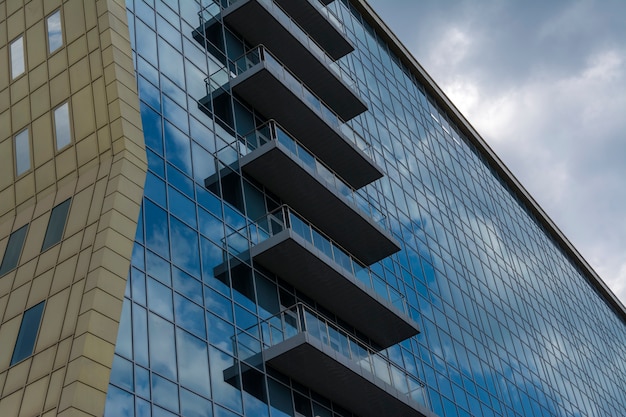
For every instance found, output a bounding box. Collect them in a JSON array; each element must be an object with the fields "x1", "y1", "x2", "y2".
[
  {"x1": 107, "y1": 0, "x2": 626, "y2": 416},
  {"x1": 46, "y1": 10, "x2": 63, "y2": 53}
]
